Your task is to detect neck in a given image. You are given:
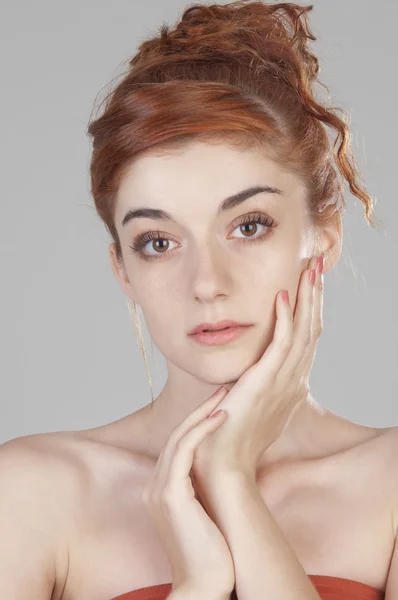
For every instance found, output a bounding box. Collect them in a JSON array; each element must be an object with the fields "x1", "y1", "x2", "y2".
[{"x1": 137, "y1": 379, "x2": 346, "y2": 472}]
